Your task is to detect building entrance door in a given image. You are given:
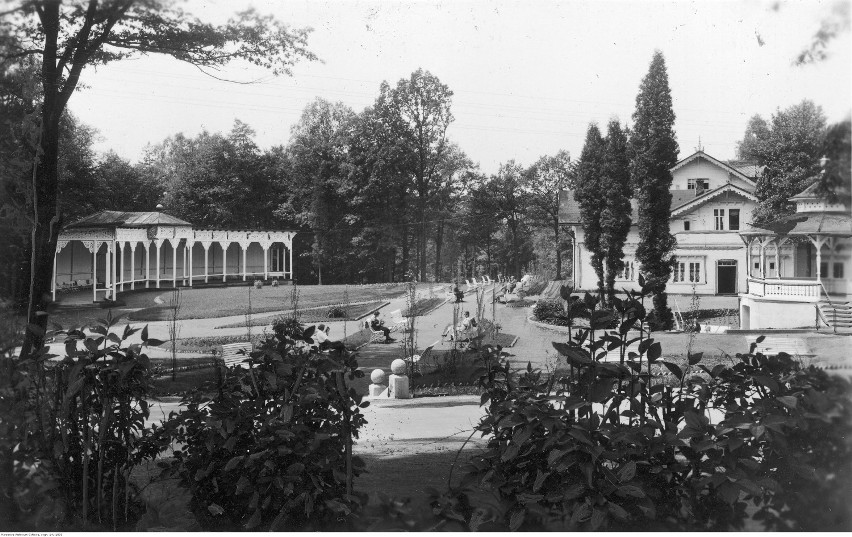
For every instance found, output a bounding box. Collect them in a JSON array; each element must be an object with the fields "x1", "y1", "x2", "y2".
[{"x1": 717, "y1": 260, "x2": 737, "y2": 295}]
